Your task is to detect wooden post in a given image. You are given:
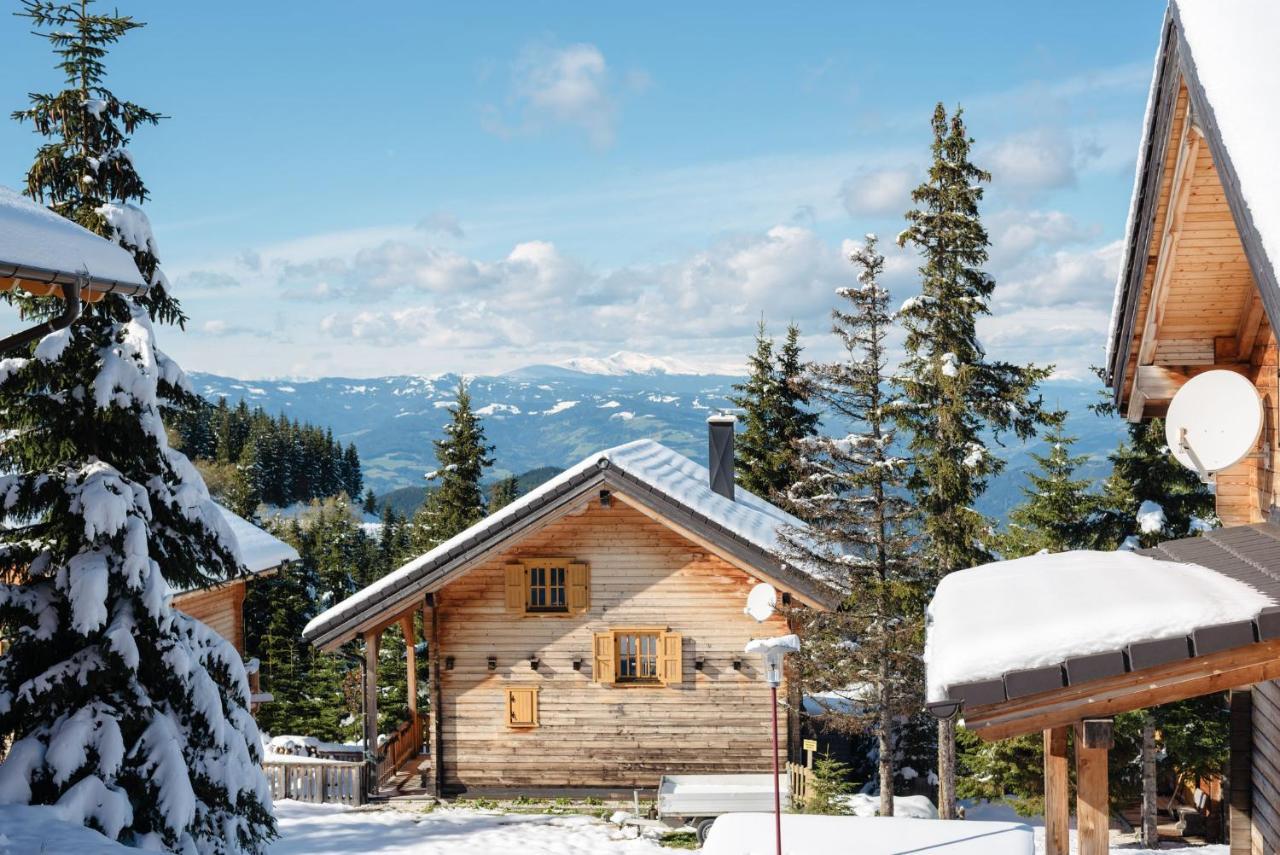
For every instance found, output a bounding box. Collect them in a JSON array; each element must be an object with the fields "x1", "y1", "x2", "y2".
[
  {"x1": 1044, "y1": 727, "x2": 1070, "y2": 855},
  {"x1": 1140, "y1": 715, "x2": 1158, "y2": 848},
  {"x1": 426, "y1": 594, "x2": 444, "y2": 797},
  {"x1": 1075, "y1": 719, "x2": 1113, "y2": 855},
  {"x1": 363, "y1": 629, "x2": 380, "y2": 791},
  {"x1": 1229, "y1": 690, "x2": 1253, "y2": 855},
  {"x1": 937, "y1": 717, "x2": 957, "y2": 819},
  {"x1": 402, "y1": 614, "x2": 418, "y2": 737}
]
